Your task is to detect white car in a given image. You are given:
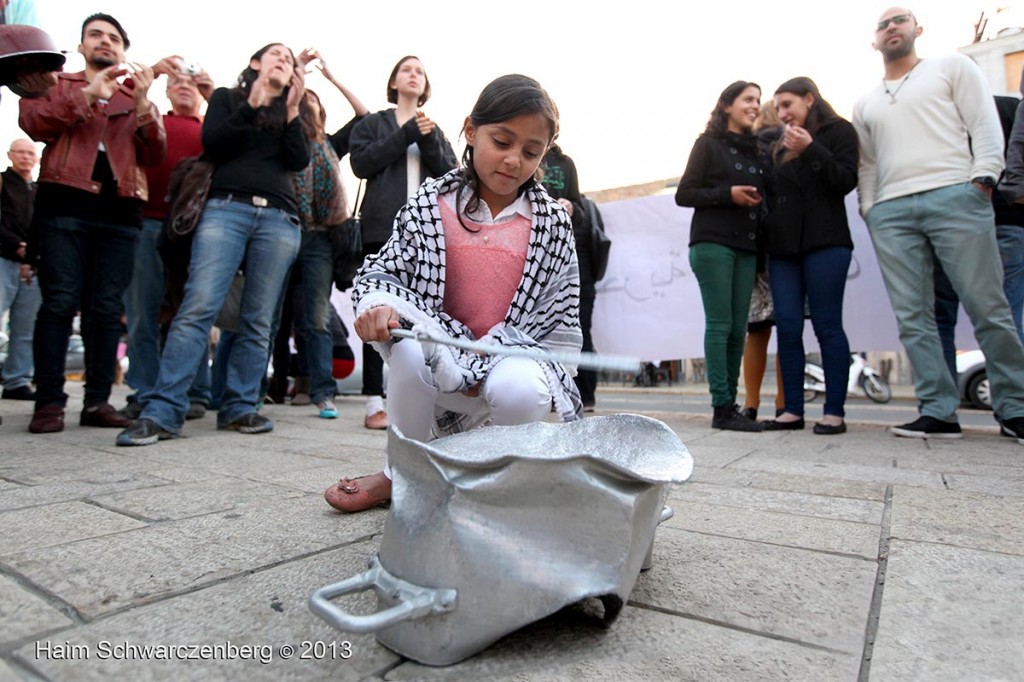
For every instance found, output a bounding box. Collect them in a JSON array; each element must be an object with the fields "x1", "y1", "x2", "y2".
[{"x1": 956, "y1": 350, "x2": 990, "y2": 410}]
